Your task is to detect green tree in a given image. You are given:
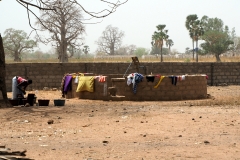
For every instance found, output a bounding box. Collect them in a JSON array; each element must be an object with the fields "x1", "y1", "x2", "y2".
[
  {"x1": 185, "y1": 47, "x2": 191, "y2": 54},
  {"x1": 133, "y1": 47, "x2": 149, "y2": 57},
  {"x1": 151, "y1": 24, "x2": 169, "y2": 62},
  {"x1": 150, "y1": 46, "x2": 168, "y2": 55},
  {"x1": 200, "y1": 16, "x2": 234, "y2": 62},
  {"x1": 236, "y1": 37, "x2": 240, "y2": 50},
  {"x1": 3, "y1": 28, "x2": 37, "y2": 62},
  {"x1": 185, "y1": 14, "x2": 204, "y2": 62}
]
